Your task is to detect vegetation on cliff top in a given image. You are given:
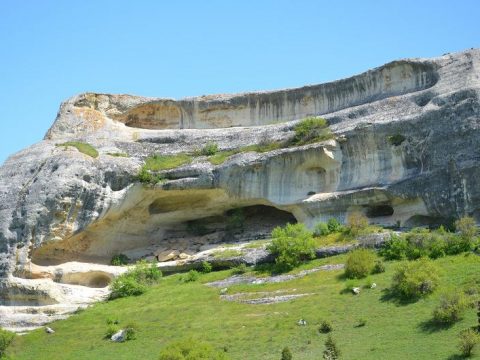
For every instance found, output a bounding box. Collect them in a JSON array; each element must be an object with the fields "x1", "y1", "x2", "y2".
[{"x1": 56, "y1": 141, "x2": 99, "y2": 158}]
